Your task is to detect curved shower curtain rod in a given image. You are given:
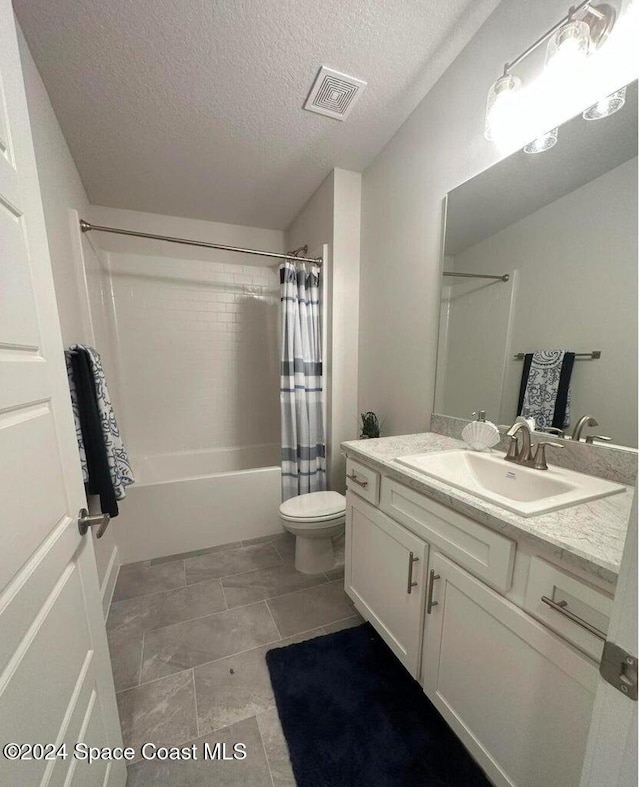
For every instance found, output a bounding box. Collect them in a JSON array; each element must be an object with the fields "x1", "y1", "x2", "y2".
[{"x1": 79, "y1": 220, "x2": 323, "y2": 264}]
